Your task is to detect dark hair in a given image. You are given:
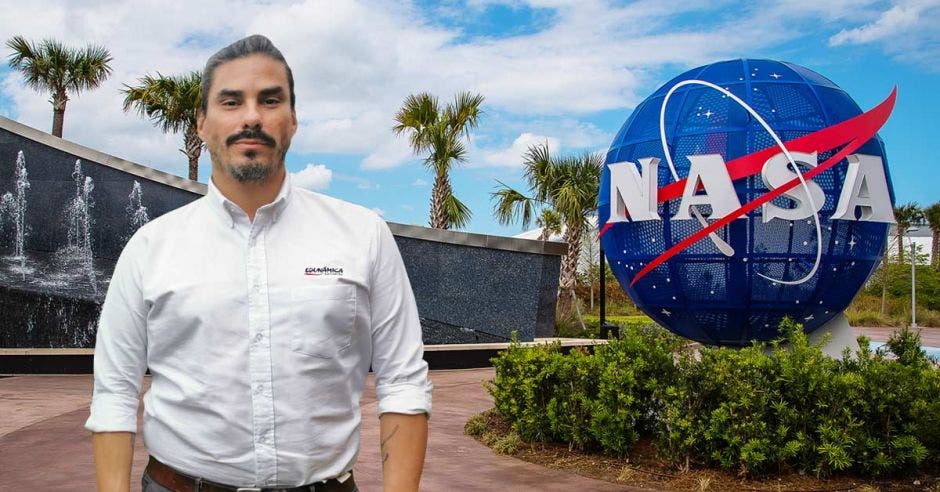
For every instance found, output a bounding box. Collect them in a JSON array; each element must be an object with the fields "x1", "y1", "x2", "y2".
[{"x1": 200, "y1": 34, "x2": 295, "y2": 112}]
